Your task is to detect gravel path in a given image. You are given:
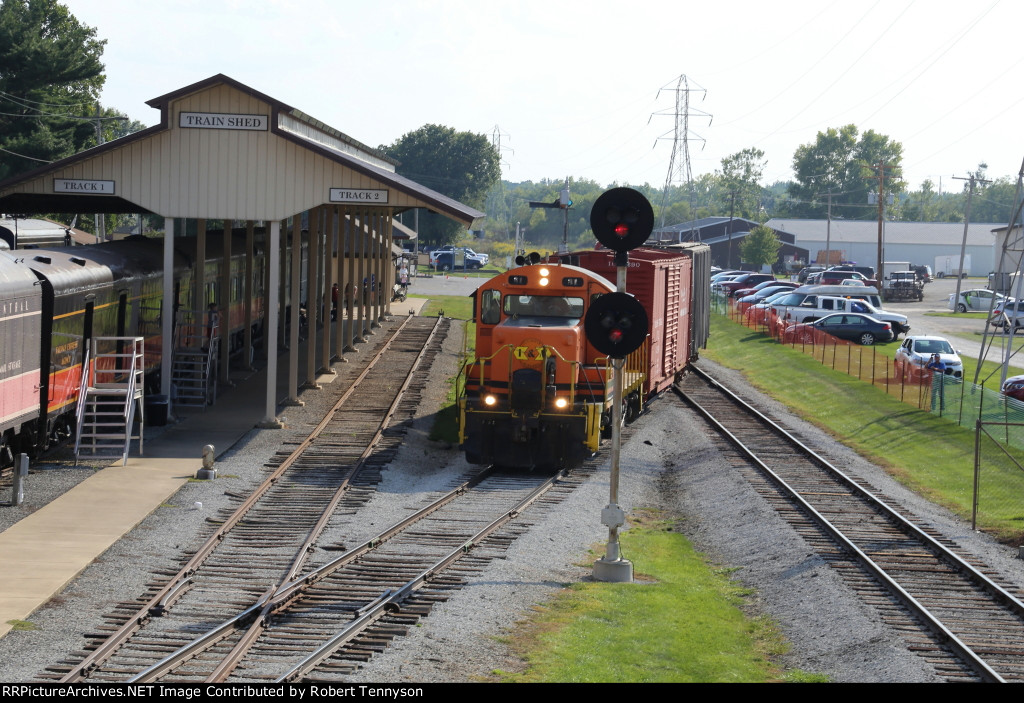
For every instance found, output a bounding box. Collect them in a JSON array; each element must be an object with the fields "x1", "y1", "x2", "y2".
[{"x1": 0, "y1": 320, "x2": 1022, "y2": 682}]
